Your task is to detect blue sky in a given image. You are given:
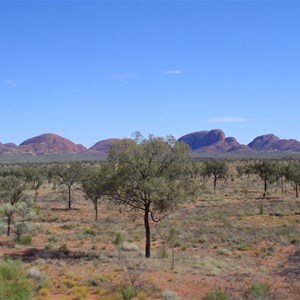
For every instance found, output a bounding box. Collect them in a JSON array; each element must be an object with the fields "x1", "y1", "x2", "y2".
[{"x1": 1, "y1": 0, "x2": 300, "y2": 147}]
